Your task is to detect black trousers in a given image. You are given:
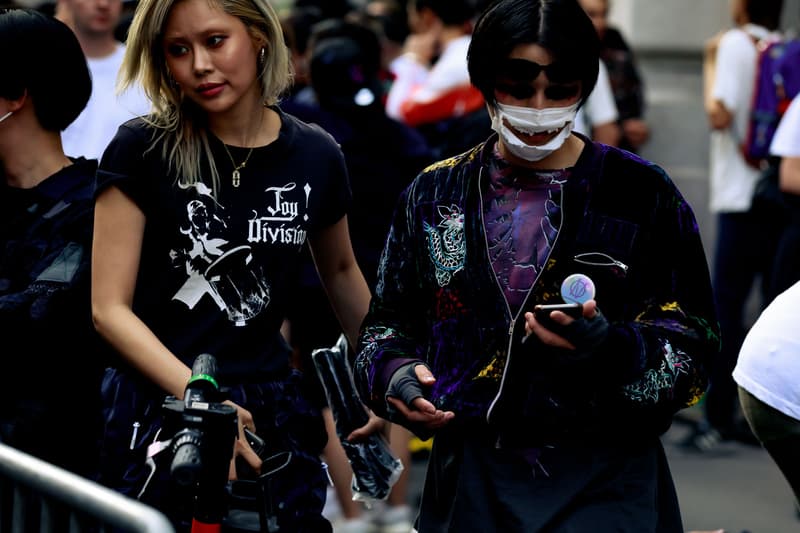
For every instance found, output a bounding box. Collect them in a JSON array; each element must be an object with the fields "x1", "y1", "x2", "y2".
[{"x1": 416, "y1": 427, "x2": 682, "y2": 533}]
